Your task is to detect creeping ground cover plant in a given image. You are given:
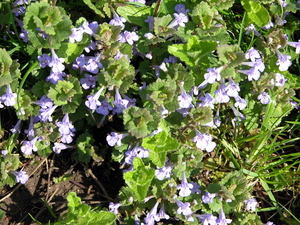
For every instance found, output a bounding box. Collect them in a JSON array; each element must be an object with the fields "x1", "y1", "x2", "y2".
[{"x1": 0, "y1": 0, "x2": 300, "y2": 224}]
